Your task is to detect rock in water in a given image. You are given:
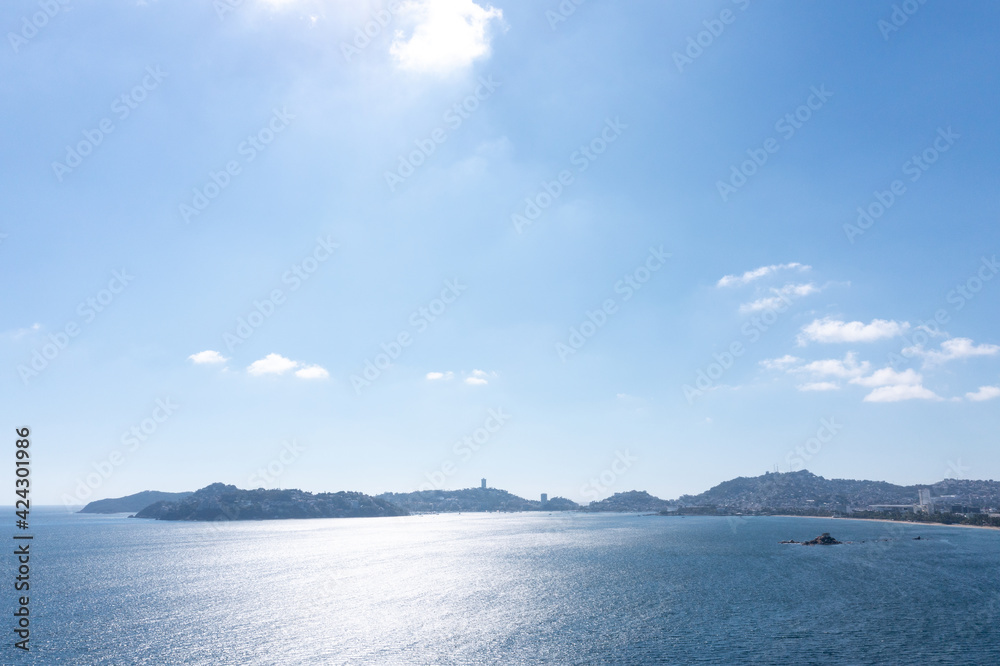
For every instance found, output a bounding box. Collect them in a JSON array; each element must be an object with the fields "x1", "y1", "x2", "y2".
[{"x1": 802, "y1": 532, "x2": 842, "y2": 545}]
